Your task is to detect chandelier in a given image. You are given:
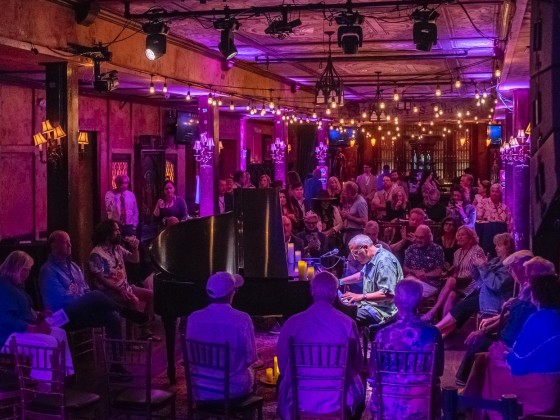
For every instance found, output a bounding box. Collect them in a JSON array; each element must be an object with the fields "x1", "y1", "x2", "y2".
[
  {"x1": 368, "y1": 71, "x2": 387, "y2": 122},
  {"x1": 315, "y1": 142, "x2": 328, "y2": 164},
  {"x1": 193, "y1": 132, "x2": 215, "y2": 165},
  {"x1": 315, "y1": 31, "x2": 344, "y2": 108},
  {"x1": 500, "y1": 129, "x2": 530, "y2": 163},
  {"x1": 270, "y1": 137, "x2": 286, "y2": 163},
  {"x1": 33, "y1": 119, "x2": 66, "y2": 165}
]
